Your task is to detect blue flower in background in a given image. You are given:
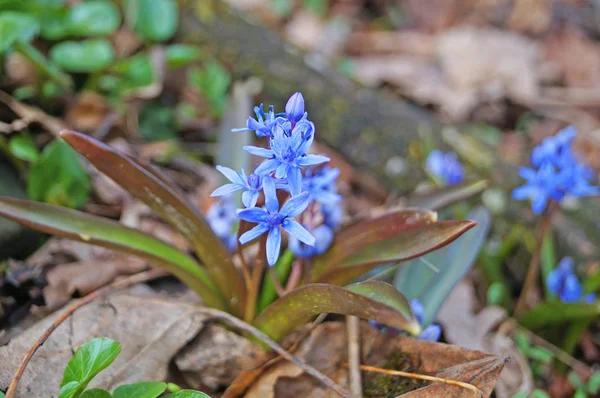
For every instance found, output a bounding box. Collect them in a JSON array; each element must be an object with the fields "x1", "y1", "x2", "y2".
[
  {"x1": 211, "y1": 166, "x2": 263, "y2": 208},
  {"x1": 426, "y1": 150, "x2": 464, "y2": 186},
  {"x1": 304, "y1": 166, "x2": 342, "y2": 205},
  {"x1": 547, "y1": 257, "x2": 596, "y2": 303},
  {"x1": 513, "y1": 126, "x2": 598, "y2": 215},
  {"x1": 237, "y1": 177, "x2": 315, "y2": 266},
  {"x1": 206, "y1": 196, "x2": 237, "y2": 252},
  {"x1": 410, "y1": 299, "x2": 442, "y2": 342},
  {"x1": 289, "y1": 224, "x2": 334, "y2": 258}
]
